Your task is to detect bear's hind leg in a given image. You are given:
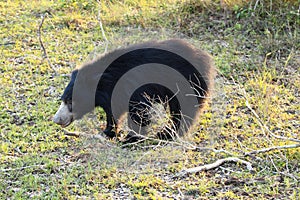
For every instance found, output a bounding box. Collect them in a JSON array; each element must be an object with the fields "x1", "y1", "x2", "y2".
[{"x1": 157, "y1": 99, "x2": 181, "y2": 140}]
